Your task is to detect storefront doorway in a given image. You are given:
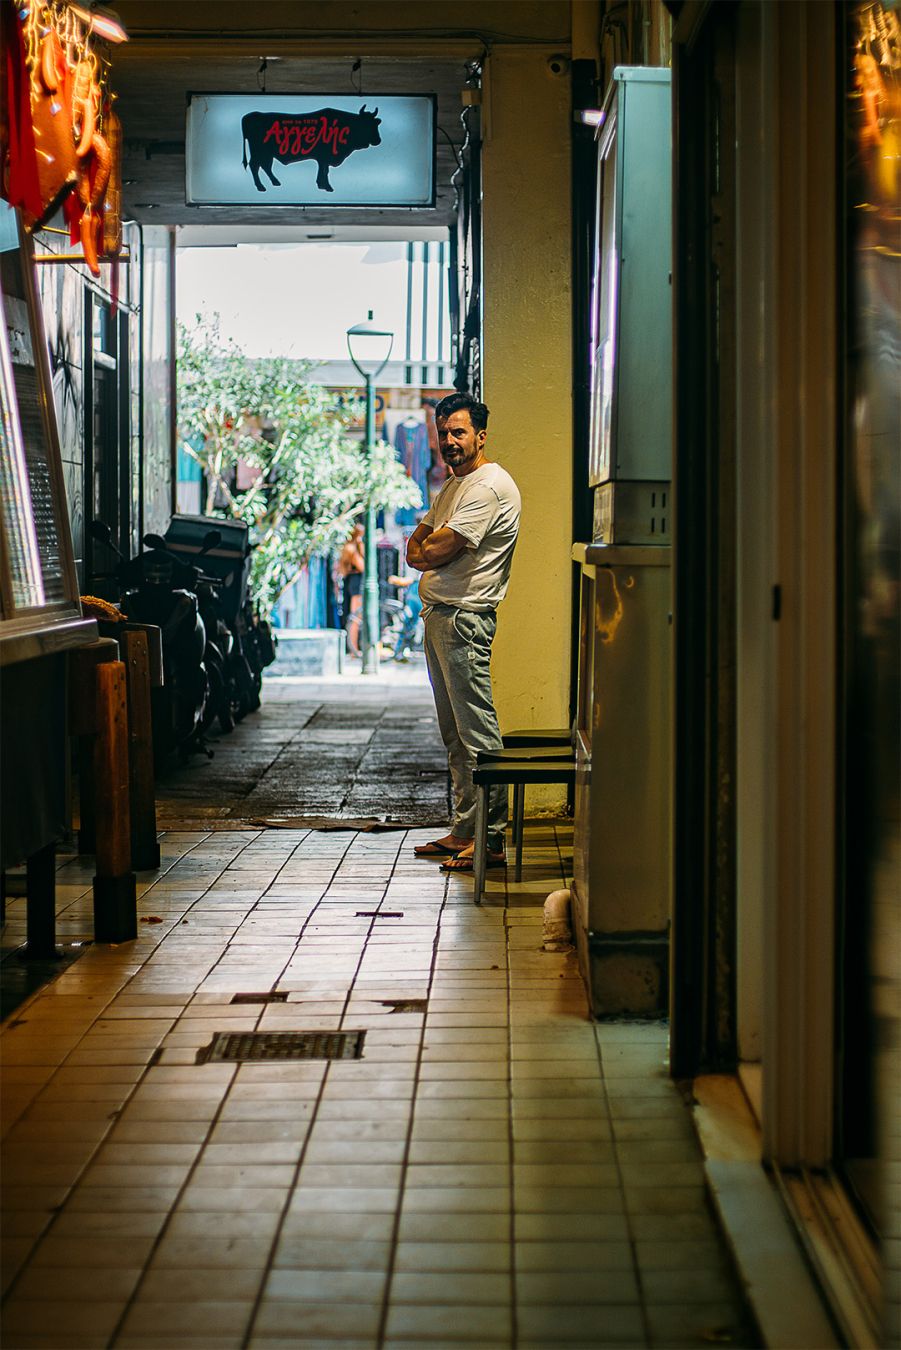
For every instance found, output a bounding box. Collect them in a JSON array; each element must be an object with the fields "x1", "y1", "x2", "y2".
[{"x1": 84, "y1": 294, "x2": 131, "y2": 593}]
